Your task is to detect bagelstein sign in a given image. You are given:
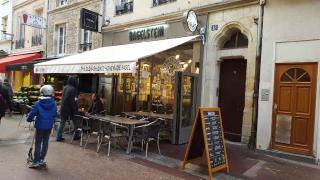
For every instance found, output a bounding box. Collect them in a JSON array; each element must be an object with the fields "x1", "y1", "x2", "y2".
[{"x1": 129, "y1": 25, "x2": 165, "y2": 41}]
